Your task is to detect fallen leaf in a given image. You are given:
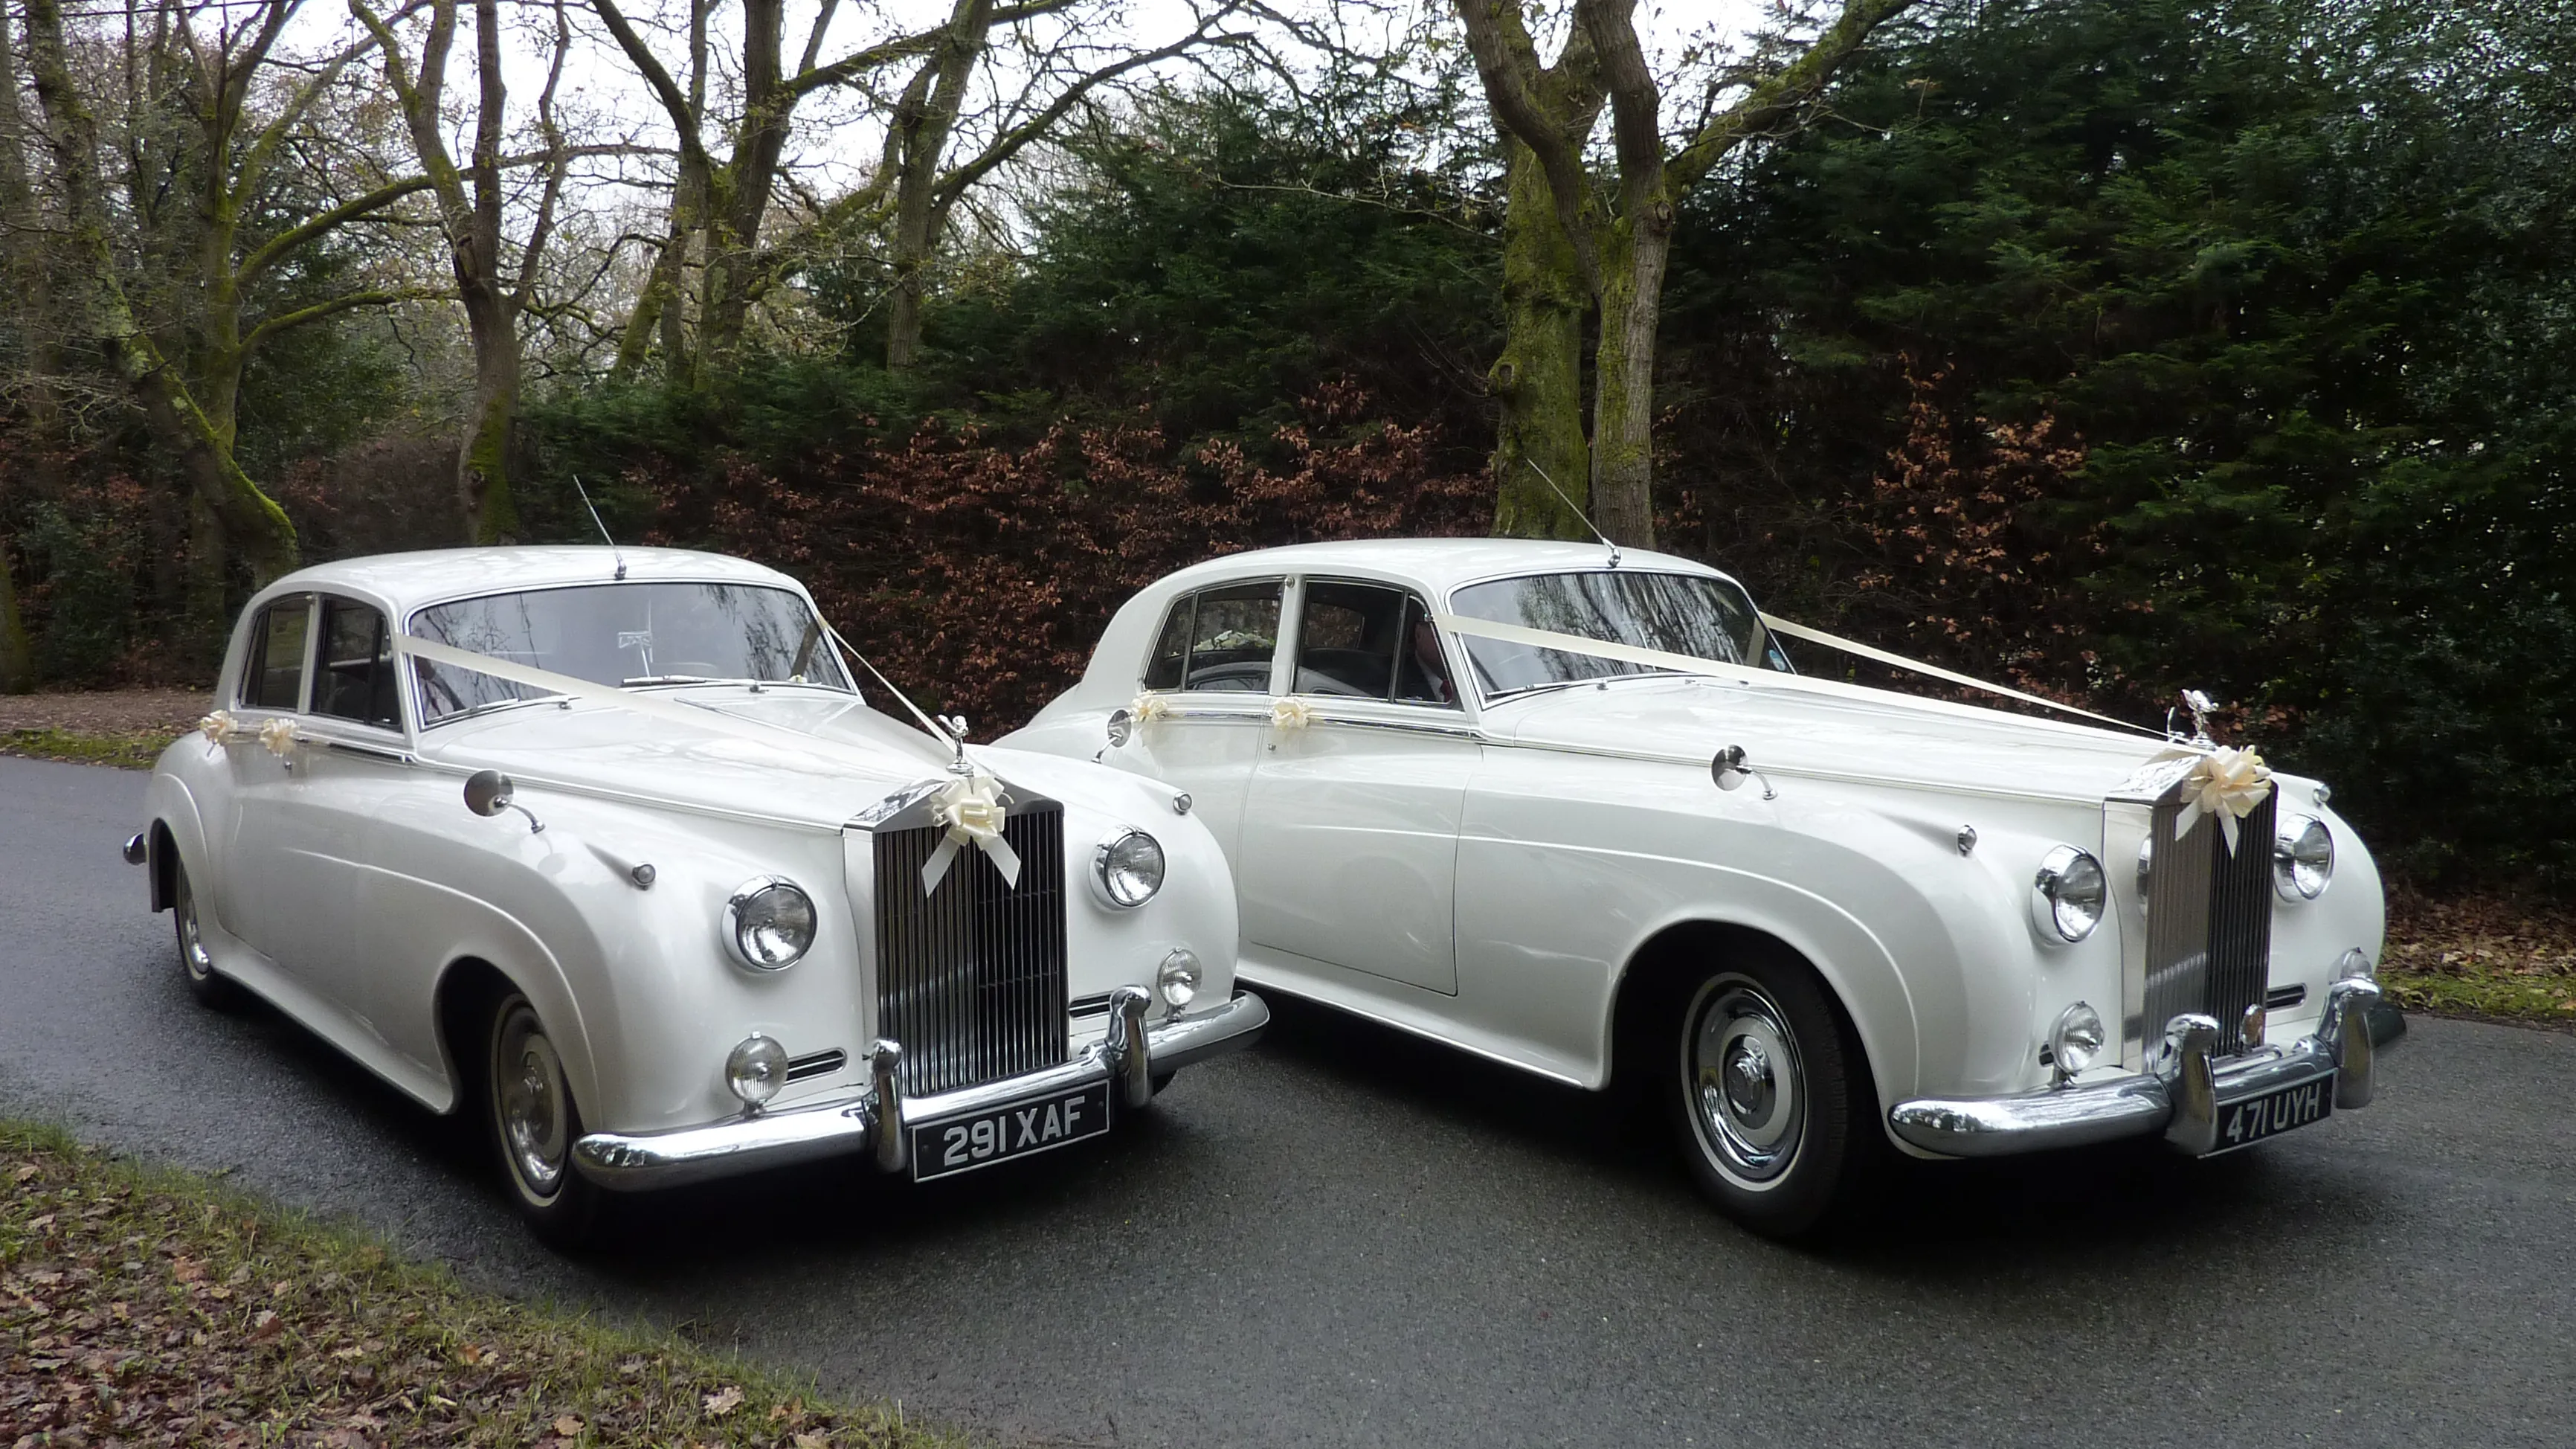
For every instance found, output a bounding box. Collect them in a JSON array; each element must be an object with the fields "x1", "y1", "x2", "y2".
[
  {"x1": 703, "y1": 1384, "x2": 744, "y2": 1417},
  {"x1": 554, "y1": 1415, "x2": 584, "y2": 1436},
  {"x1": 251, "y1": 1308, "x2": 283, "y2": 1340},
  {"x1": 794, "y1": 1433, "x2": 834, "y2": 1449},
  {"x1": 13, "y1": 1163, "x2": 37, "y2": 1182}
]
